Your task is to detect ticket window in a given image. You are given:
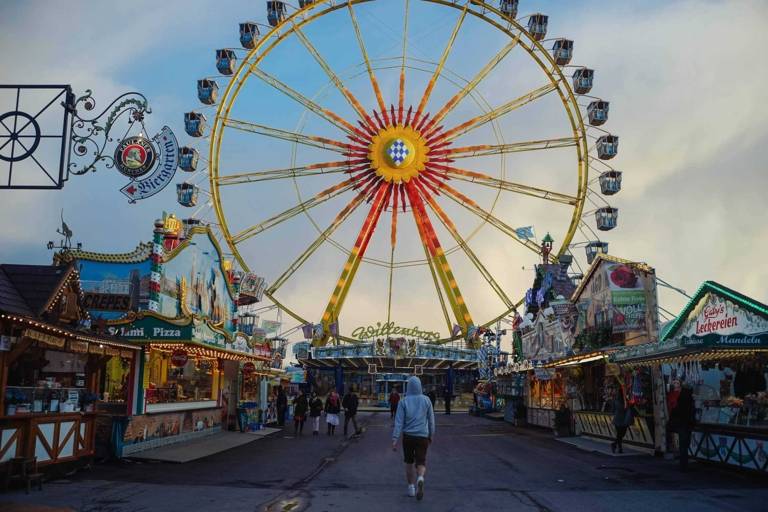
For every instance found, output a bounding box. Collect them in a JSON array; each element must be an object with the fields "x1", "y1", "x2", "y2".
[{"x1": 146, "y1": 351, "x2": 215, "y2": 404}]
